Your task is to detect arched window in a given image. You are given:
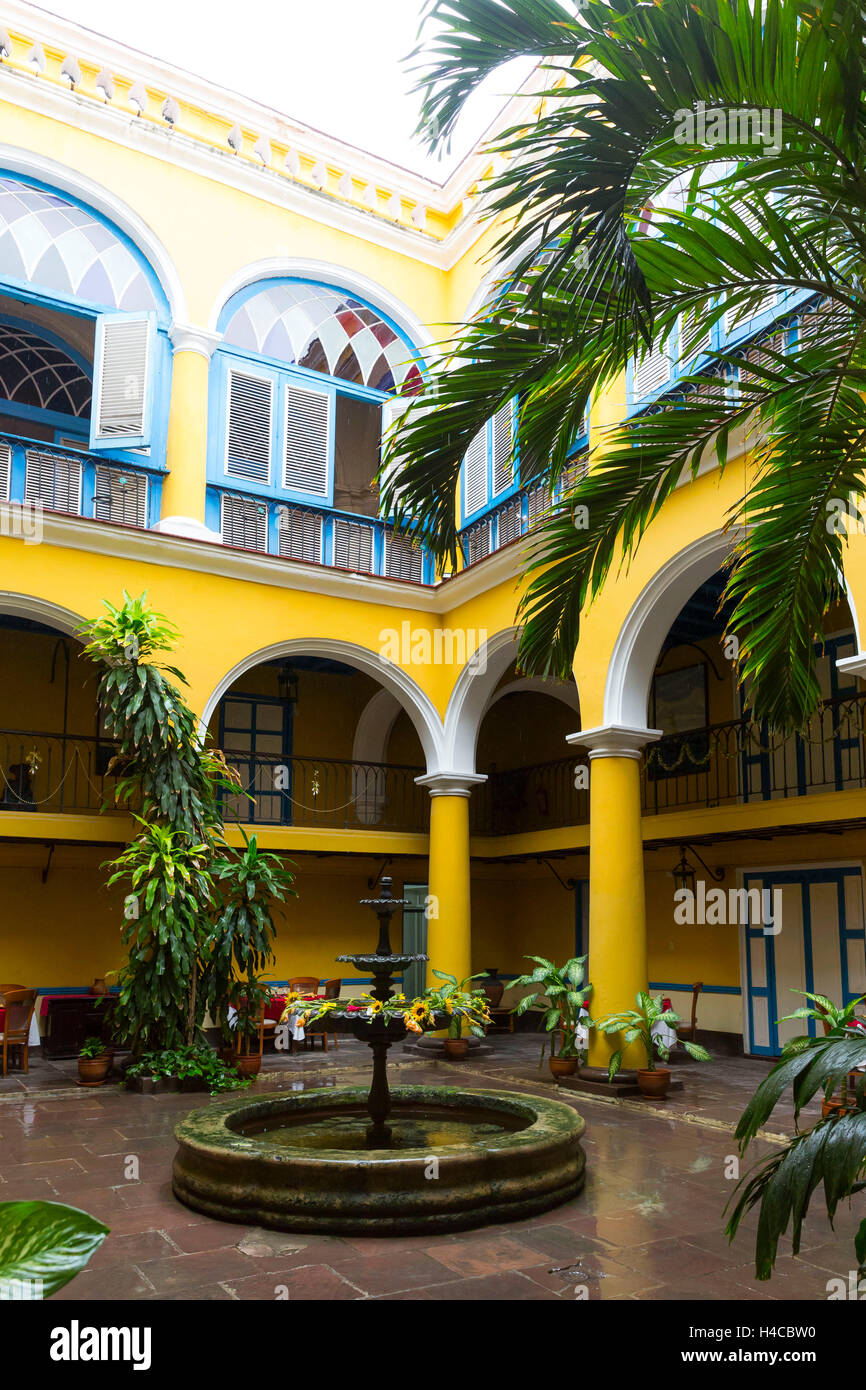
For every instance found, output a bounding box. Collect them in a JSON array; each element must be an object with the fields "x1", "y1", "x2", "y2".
[
  {"x1": 0, "y1": 322, "x2": 91, "y2": 417},
  {"x1": 210, "y1": 279, "x2": 427, "y2": 577}
]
